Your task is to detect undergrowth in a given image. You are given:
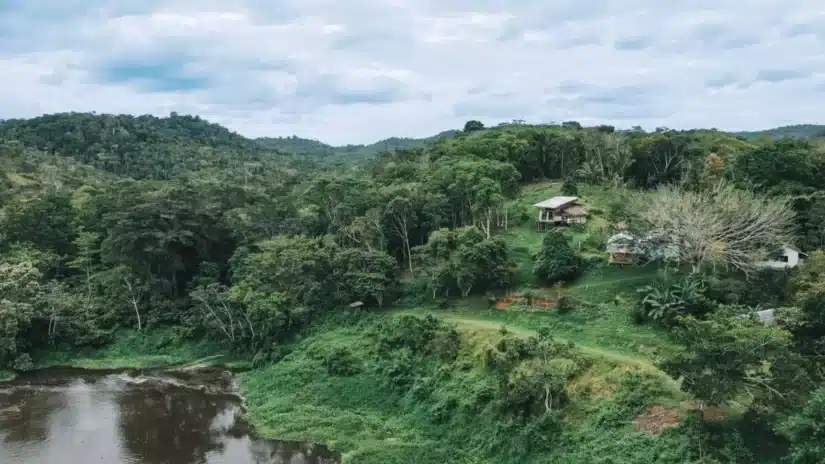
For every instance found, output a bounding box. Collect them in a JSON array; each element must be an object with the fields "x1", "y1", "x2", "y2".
[
  {"x1": 239, "y1": 312, "x2": 736, "y2": 464},
  {"x1": 31, "y1": 327, "x2": 233, "y2": 370}
]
